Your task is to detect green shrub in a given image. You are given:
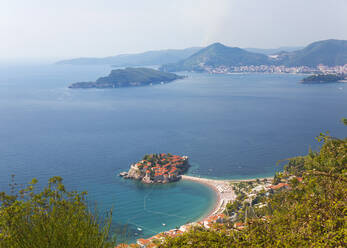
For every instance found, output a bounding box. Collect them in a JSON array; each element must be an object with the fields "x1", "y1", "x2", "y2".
[
  {"x1": 0, "y1": 176, "x2": 115, "y2": 248},
  {"x1": 161, "y1": 135, "x2": 346, "y2": 247}
]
